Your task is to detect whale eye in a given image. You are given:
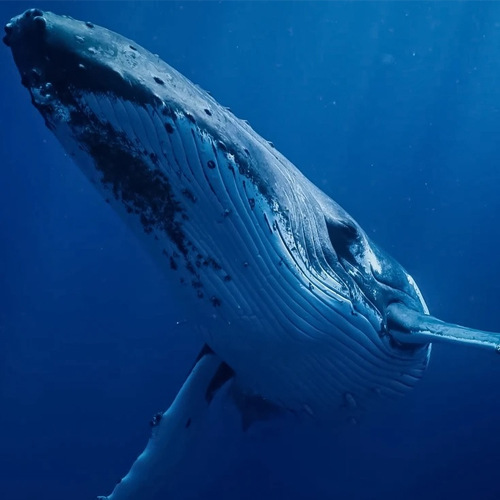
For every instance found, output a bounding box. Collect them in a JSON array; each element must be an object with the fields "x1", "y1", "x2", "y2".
[{"x1": 325, "y1": 218, "x2": 360, "y2": 266}]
